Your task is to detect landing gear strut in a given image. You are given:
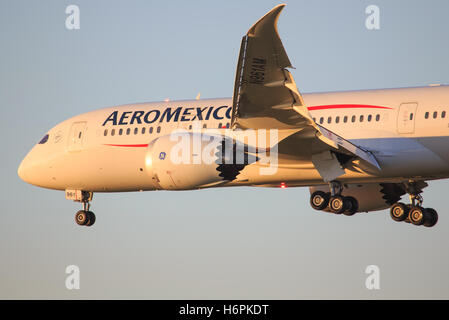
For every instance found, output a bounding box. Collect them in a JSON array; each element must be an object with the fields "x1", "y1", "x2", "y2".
[
  {"x1": 310, "y1": 181, "x2": 358, "y2": 216},
  {"x1": 66, "y1": 190, "x2": 96, "y2": 227},
  {"x1": 389, "y1": 182, "x2": 438, "y2": 228}
]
